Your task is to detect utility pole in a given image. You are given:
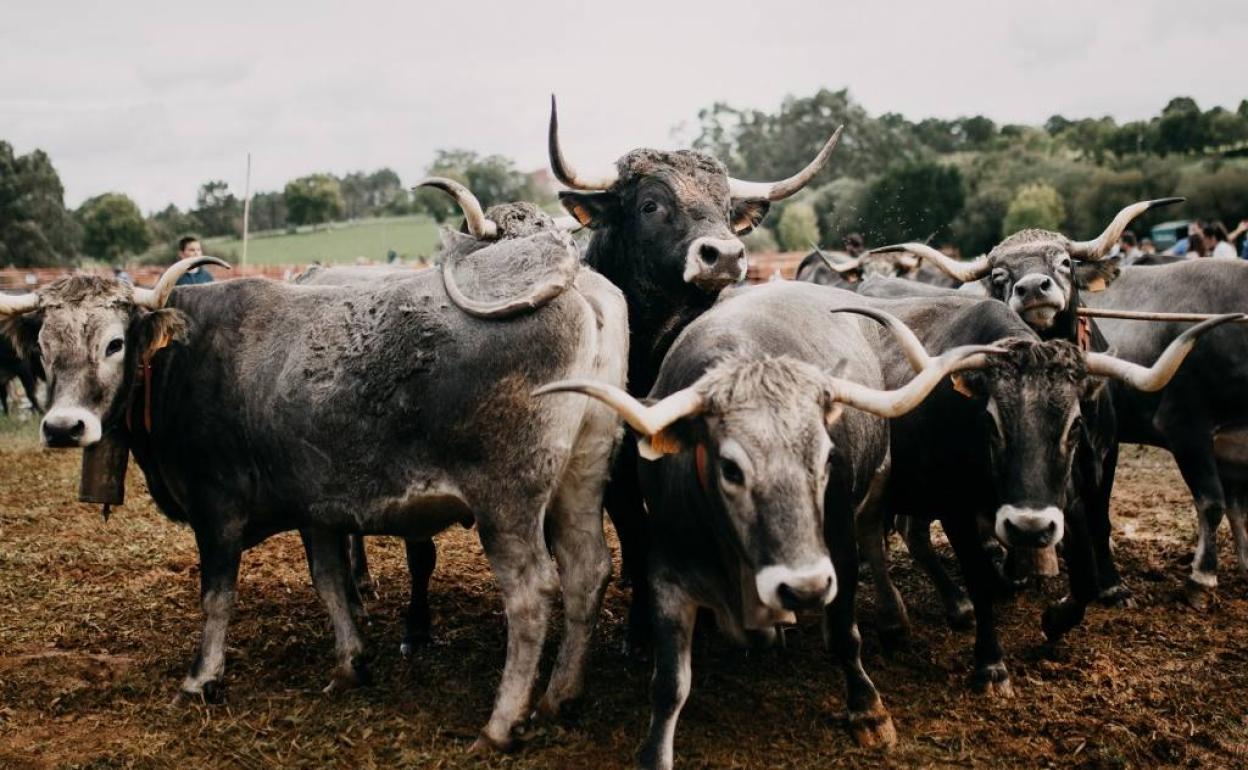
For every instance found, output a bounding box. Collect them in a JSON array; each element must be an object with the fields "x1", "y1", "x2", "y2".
[{"x1": 241, "y1": 152, "x2": 252, "y2": 269}]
